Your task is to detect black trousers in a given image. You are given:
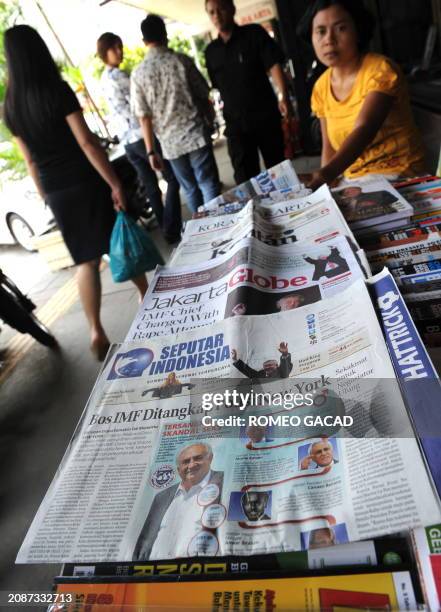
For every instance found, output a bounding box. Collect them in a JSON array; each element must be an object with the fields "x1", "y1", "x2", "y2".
[
  {"x1": 226, "y1": 116, "x2": 285, "y2": 184},
  {"x1": 124, "y1": 138, "x2": 182, "y2": 242}
]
